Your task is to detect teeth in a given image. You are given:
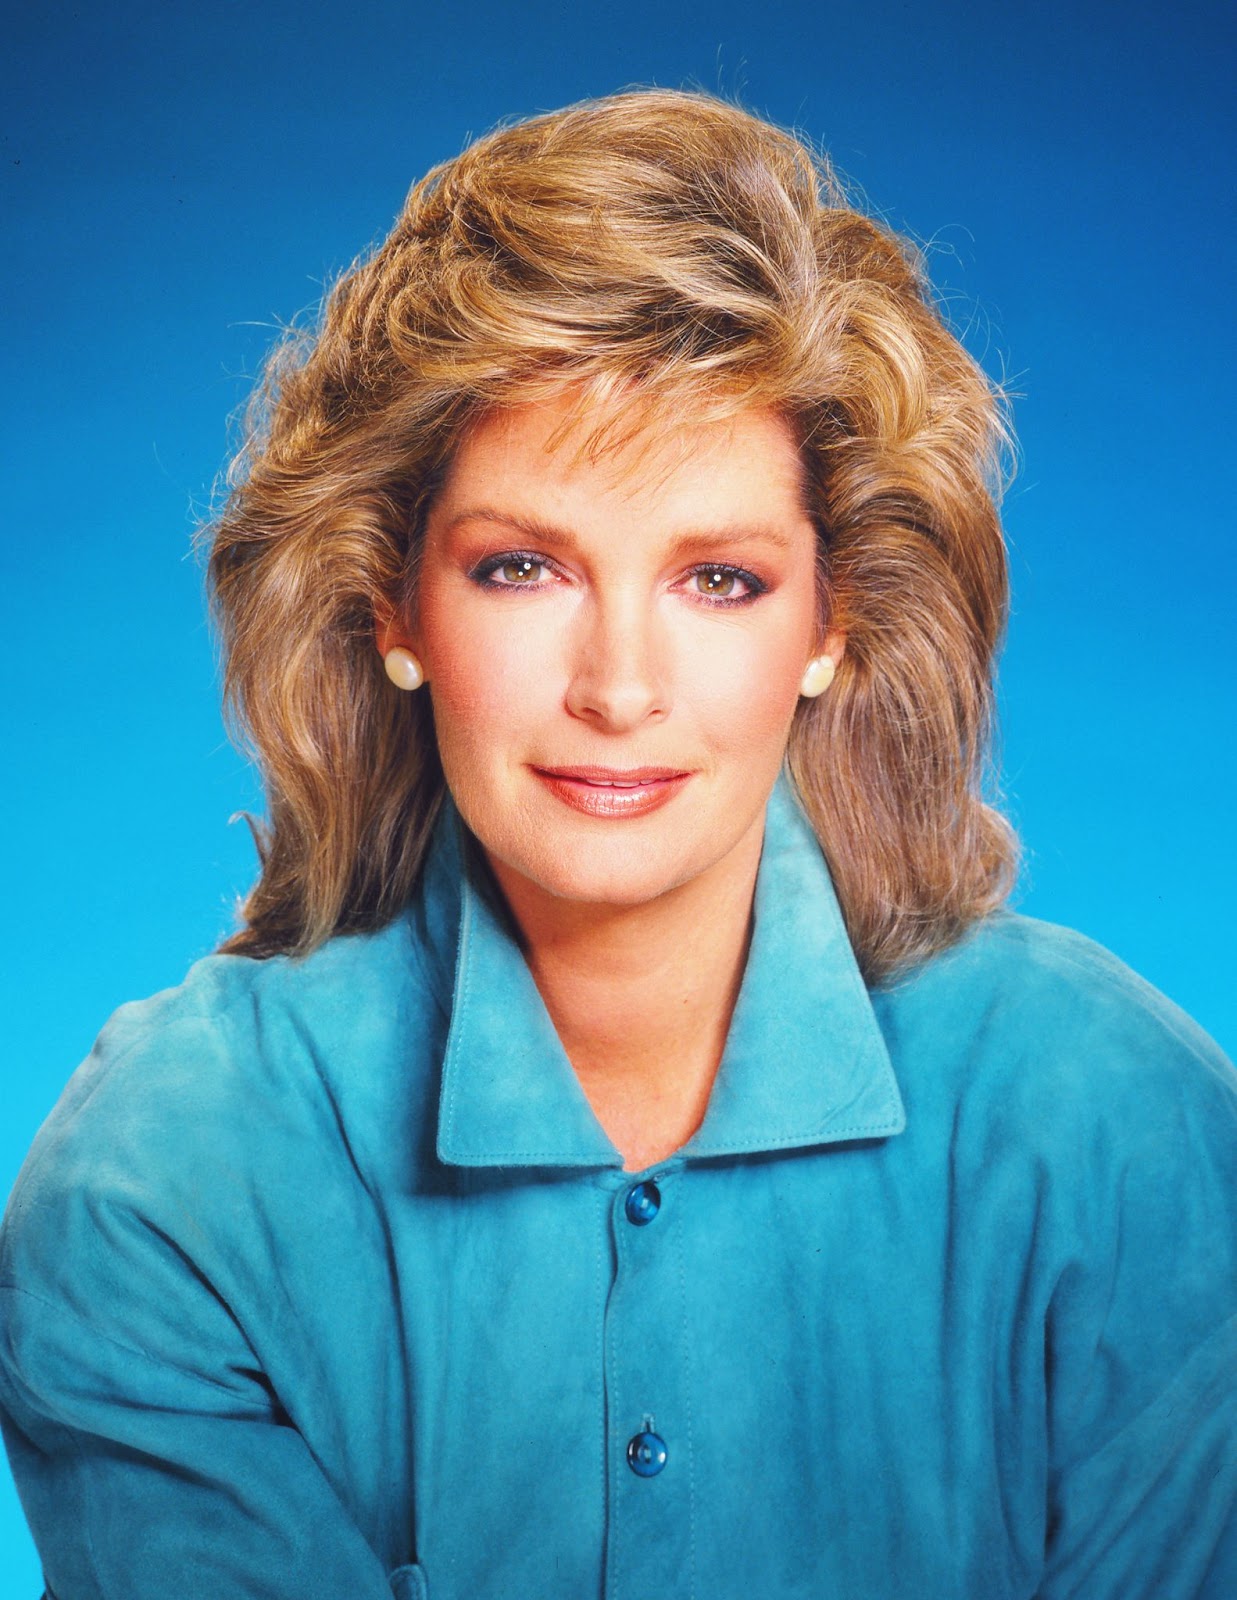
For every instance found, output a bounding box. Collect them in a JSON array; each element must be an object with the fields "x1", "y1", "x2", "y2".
[
  {"x1": 587, "y1": 780, "x2": 642, "y2": 787},
  {"x1": 545, "y1": 772, "x2": 673, "y2": 786}
]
